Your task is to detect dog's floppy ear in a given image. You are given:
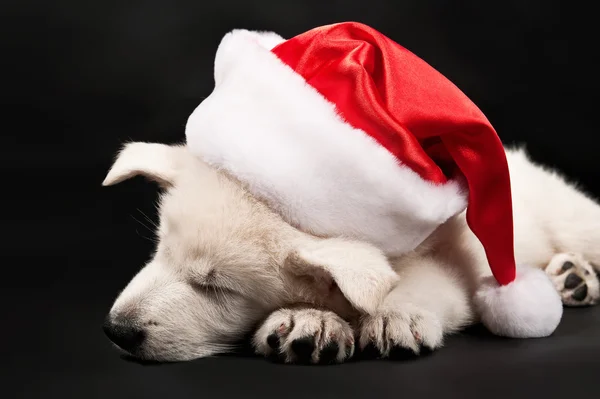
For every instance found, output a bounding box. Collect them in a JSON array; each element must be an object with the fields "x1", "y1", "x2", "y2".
[
  {"x1": 285, "y1": 238, "x2": 399, "y2": 314},
  {"x1": 102, "y1": 142, "x2": 183, "y2": 188}
]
